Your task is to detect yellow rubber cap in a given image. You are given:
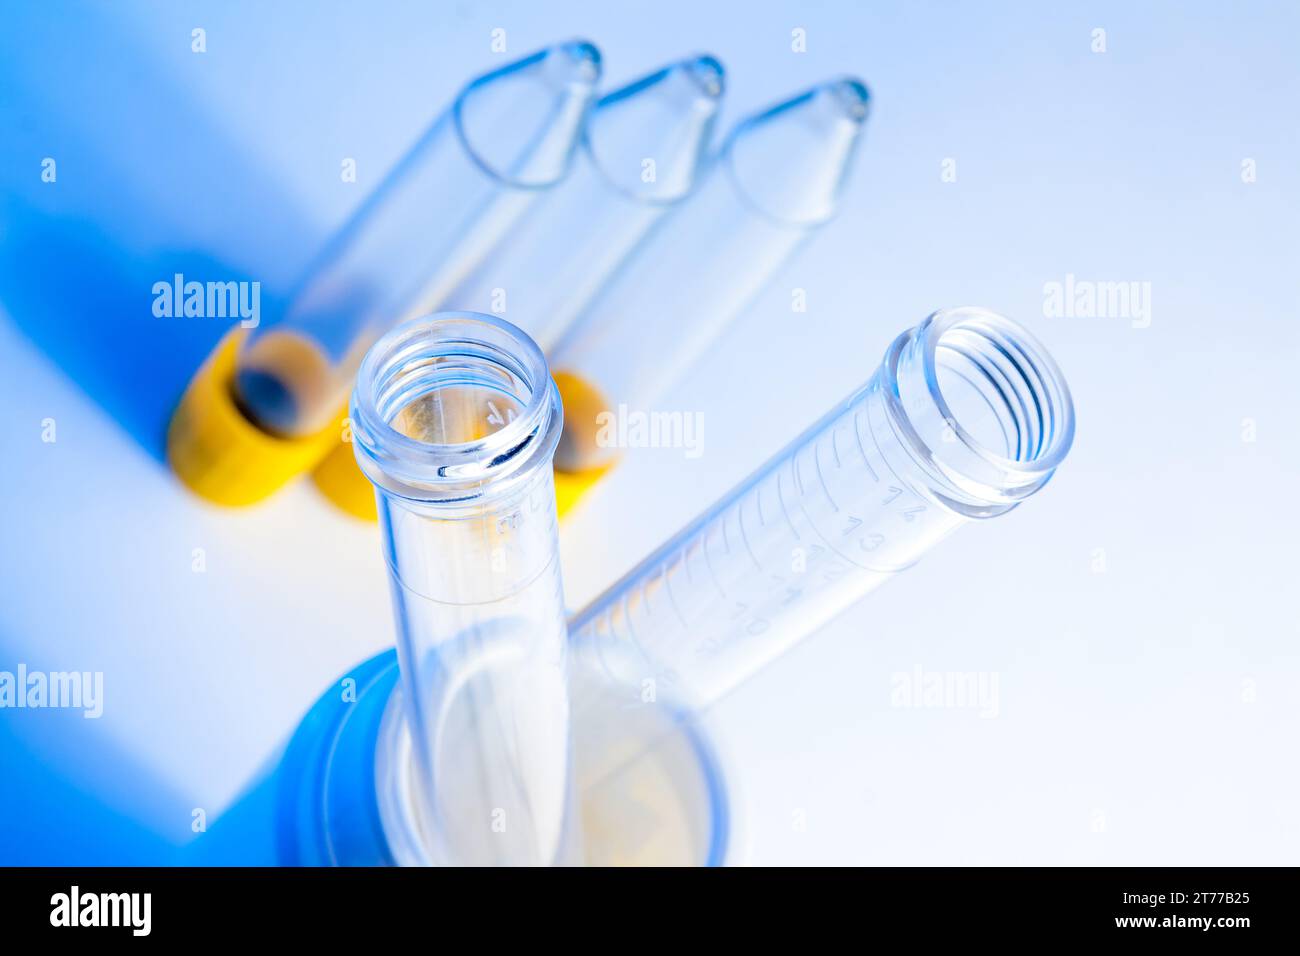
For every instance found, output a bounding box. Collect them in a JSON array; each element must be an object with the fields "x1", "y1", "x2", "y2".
[
  {"x1": 311, "y1": 438, "x2": 378, "y2": 521},
  {"x1": 167, "y1": 329, "x2": 343, "y2": 506},
  {"x1": 554, "y1": 462, "x2": 612, "y2": 518},
  {"x1": 552, "y1": 371, "x2": 616, "y2": 518}
]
